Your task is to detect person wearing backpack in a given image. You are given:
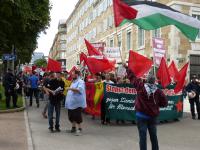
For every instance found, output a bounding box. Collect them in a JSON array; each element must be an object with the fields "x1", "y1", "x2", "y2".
[{"x1": 125, "y1": 64, "x2": 168, "y2": 150}]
